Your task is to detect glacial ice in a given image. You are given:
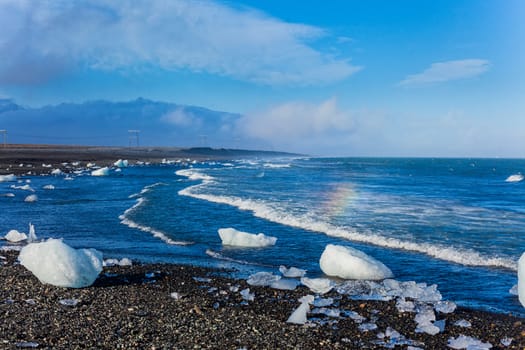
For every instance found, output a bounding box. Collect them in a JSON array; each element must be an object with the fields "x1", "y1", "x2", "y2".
[
  {"x1": 279, "y1": 265, "x2": 307, "y2": 278},
  {"x1": 454, "y1": 319, "x2": 471, "y2": 328},
  {"x1": 218, "y1": 228, "x2": 277, "y2": 247},
  {"x1": 519, "y1": 252, "x2": 525, "y2": 308},
  {"x1": 286, "y1": 295, "x2": 314, "y2": 324},
  {"x1": 319, "y1": 244, "x2": 393, "y2": 280},
  {"x1": 43, "y1": 184, "x2": 55, "y2": 190},
  {"x1": 300, "y1": 277, "x2": 334, "y2": 294},
  {"x1": 91, "y1": 167, "x2": 110, "y2": 176},
  {"x1": 247, "y1": 271, "x2": 281, "y2": 286},
  {"x1": 447, "y1": 335, "x2": 492, "y2": 349},
  {"x1": 270, "y1": 278, "x2": 299, "y2": 290},
  {"x1": 5, "y1": 229, "x2": 28, "y2": 242},
  {"x1": 434, "y1": 300, "x2": 457, "y2": 314},
  {"x1": 51, "y1": 169, "x2": 63, "y2": 175},
  {"x1": 24, "y1": 194, "x2": 38, "y2": 202},
  {"x1": 28, "y1": 223, "x2": 37, "y2": 243},
  {"x1": 18, "y1": 238, "x2": 103, "y2": 288},
  {"x1": 240, "y1": 288, "x2": 254, "y2": 301},
  {"x1": 0, "y1": 174, "x2": 16, "y2": 182},
  {"x1": 505, "y1": 174, "x2": 524, "y2": 183},
  {"x1": 114, "y1": 159, "x2": 129, "y2": 168},
  {"x1": 103, "y1": 257, "x2": 133, "y2": 267}
]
